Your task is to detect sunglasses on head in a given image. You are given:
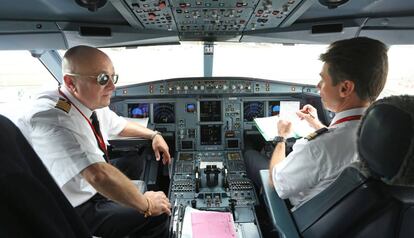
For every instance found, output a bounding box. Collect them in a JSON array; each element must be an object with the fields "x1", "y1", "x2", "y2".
[{"x1": 66, "y1": 73, "x2": 119, "y2": 85}]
